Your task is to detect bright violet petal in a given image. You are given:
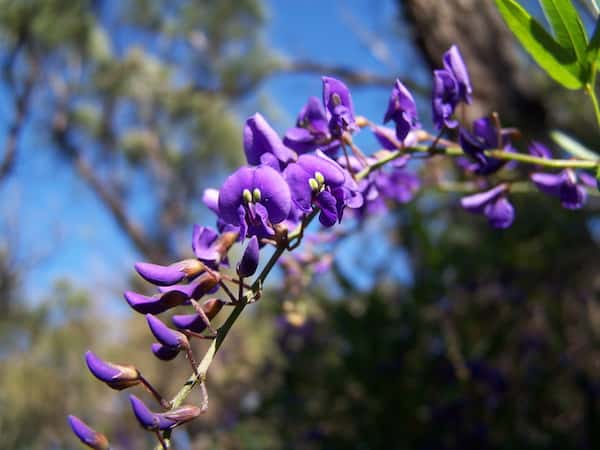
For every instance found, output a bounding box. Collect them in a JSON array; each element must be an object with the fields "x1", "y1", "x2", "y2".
[
  {"x1": 146, "y1": 314, "x2": 186, "y2": 348},
  {"x1": 443, "y1": 44, "x2": 472, "y2": 103},
  {"x1": 124, "y1": 291, "x2": 178, "y2": 315},
  {"x1": 252, "y1": 165, "x2": 292, "y2": 223},
  {"x1": 68, "y1": 415, "x2": 110, "y2": 450},
  {"x1": 84, "y1": 350, "x2": 125, "y2": 384},
  {"x1": 297, "y1": 154, "x2": 345, "y2": 187},
  {"x1": 218, "y1": 166, "x2": 255, "y2": 225},
  {"x1": 135, "y1": 262, "x2": 185, "y2": 286},
  {"x1": 172, "y1": 313, "x2": 207, "y2": 333}
]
